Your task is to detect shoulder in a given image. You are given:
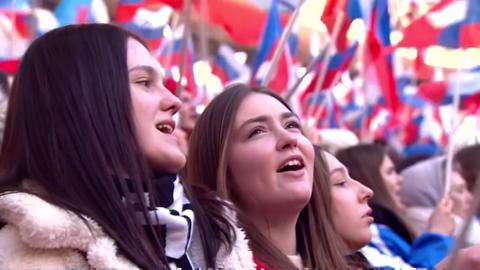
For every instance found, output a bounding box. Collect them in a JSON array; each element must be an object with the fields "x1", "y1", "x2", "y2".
[
  {"x1": 0, "y1": 224, "x2": 87, "y2": 268},
  {"x1": 188, "y1": 202, "x2": 255, "y2": 269},
  {"x1": 0, "y1": 192, "x2": 138, "y2": 269}
]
